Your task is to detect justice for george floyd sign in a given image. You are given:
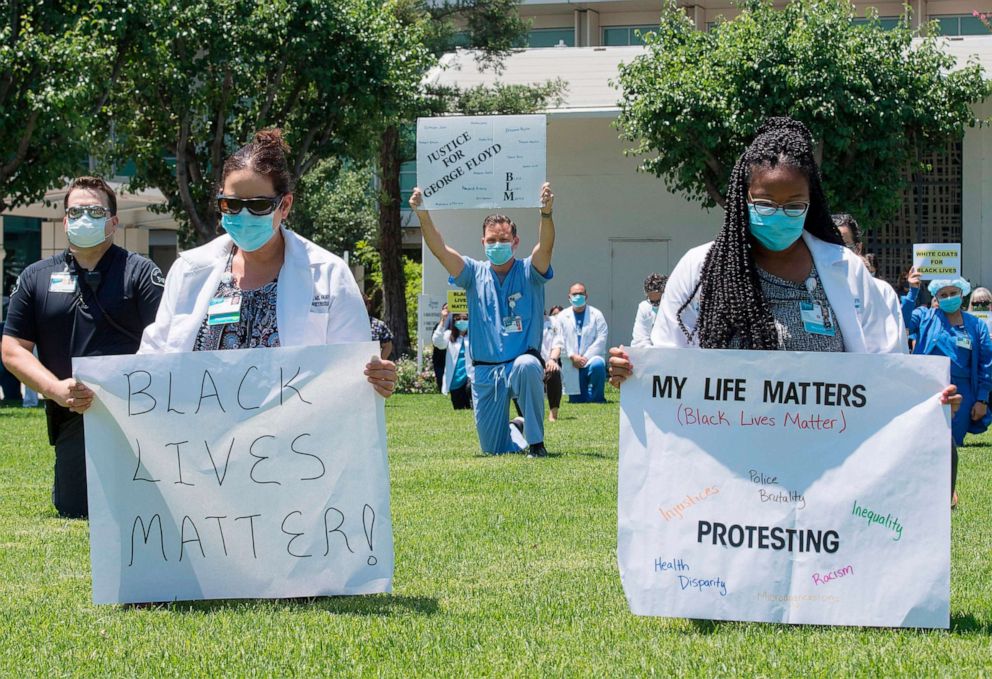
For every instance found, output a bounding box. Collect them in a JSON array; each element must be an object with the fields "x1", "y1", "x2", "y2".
[
  {"x1": 74, "y1": 343, "x2": 392, "y2": 605},
  {"x1": 416, "y1": 114, "x2": 546, "y2": 210},
  {"x1": 618, "y1": 347, "x2": 951, "y2": 628}
]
